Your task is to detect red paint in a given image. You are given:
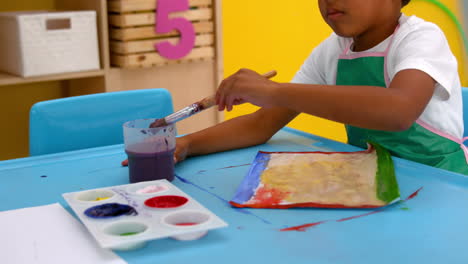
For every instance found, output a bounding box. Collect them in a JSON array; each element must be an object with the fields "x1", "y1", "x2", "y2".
[
  {"x1": 175, "y1": 222, "x2": 198, "y2": 226},
  {"x1": 230, "y1": 201, "x2": 380, "y2": 209},
  {"x1": 405, "y1": 187, "x2": 423, "y2": 201},
  {"x1": 336, "y1": 210, "x2": 383, "y2": 222},
  {"x1": 259, "y1": 146, "x2": 374, "y2": 156},
  {"x1": 250, "y1": 186, "x2": 289, "y2": 206},
  {"x1": 217, "y1": 164, "x2": 251, "y2": 170},
  {"x1": 144, "y1": 195, "x2": 188, "y2": 208},
  {"x1": 280, "y1": 221, "x2": 327, "y2": 232}
]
